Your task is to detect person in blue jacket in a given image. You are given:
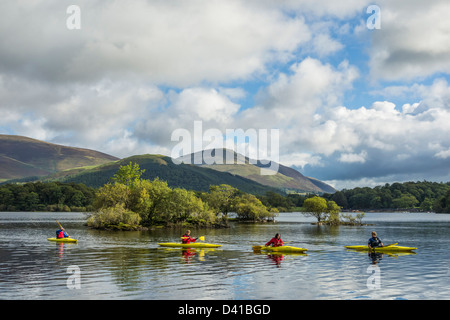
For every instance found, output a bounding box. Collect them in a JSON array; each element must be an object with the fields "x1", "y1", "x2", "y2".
[
  {"x1": 56, "y1": 228, "x2": 69, "y2": 239},
  {"x1": 368, "y1": 231, "x2": 383, "y2": 249}
]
